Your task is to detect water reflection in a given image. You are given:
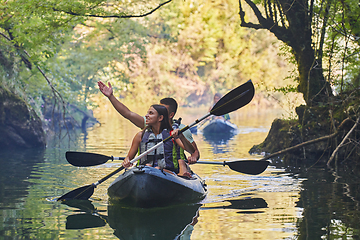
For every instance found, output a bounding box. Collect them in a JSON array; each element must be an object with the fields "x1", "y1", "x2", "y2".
[
  {"x1": 291, "y1": 166, "x2": 360, "y2": 240},
  {"x1": 63, "y1": 200, "x2": 107, "y2": 229},
  {"x1": 203, "y1": 131, "x2": 236, "y2": 145},
  {"x1": 108, "y1": 203, "x2": 201, "y2": 239},
  {"x1": 0, "y1": 148, "x2": 45, "y2": 208},
  {"x1": 193, "y1": 128, "x2": 237, "y2": 154},
  {"x1": 201, "y1": 197, "x2": 268, "y2": 214},
  {"x1": 63, "y1": 200, "x2": 201, "y2": 240}
]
